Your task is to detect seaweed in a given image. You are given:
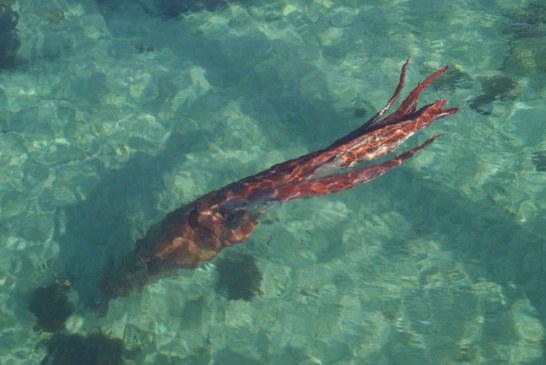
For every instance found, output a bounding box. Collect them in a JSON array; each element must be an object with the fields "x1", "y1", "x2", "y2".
[
  {"x1": 29, "y1": 281, "x2": 74, "y2": 333},
  {"x1": 41, "y1": 333, "x2": 125, "y2": 365},
  {"x1": 0, "y1": 3, "x2": 20, "y2": 70},
  {"x1": 215, "y1": 253, "x2": 262, "y2": 301}
]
